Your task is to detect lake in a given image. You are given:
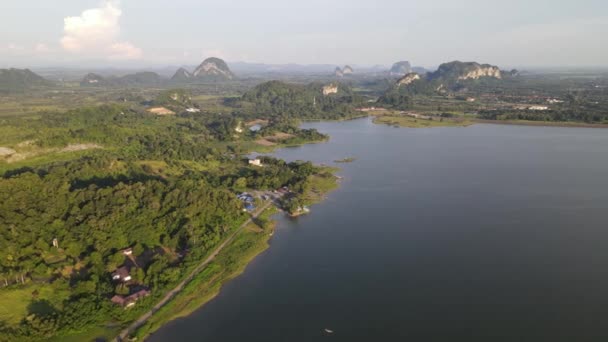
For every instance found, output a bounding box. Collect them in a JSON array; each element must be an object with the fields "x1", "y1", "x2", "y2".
[{"x1": 149, "y1": 118, "x2": 608, "y2": 341}]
